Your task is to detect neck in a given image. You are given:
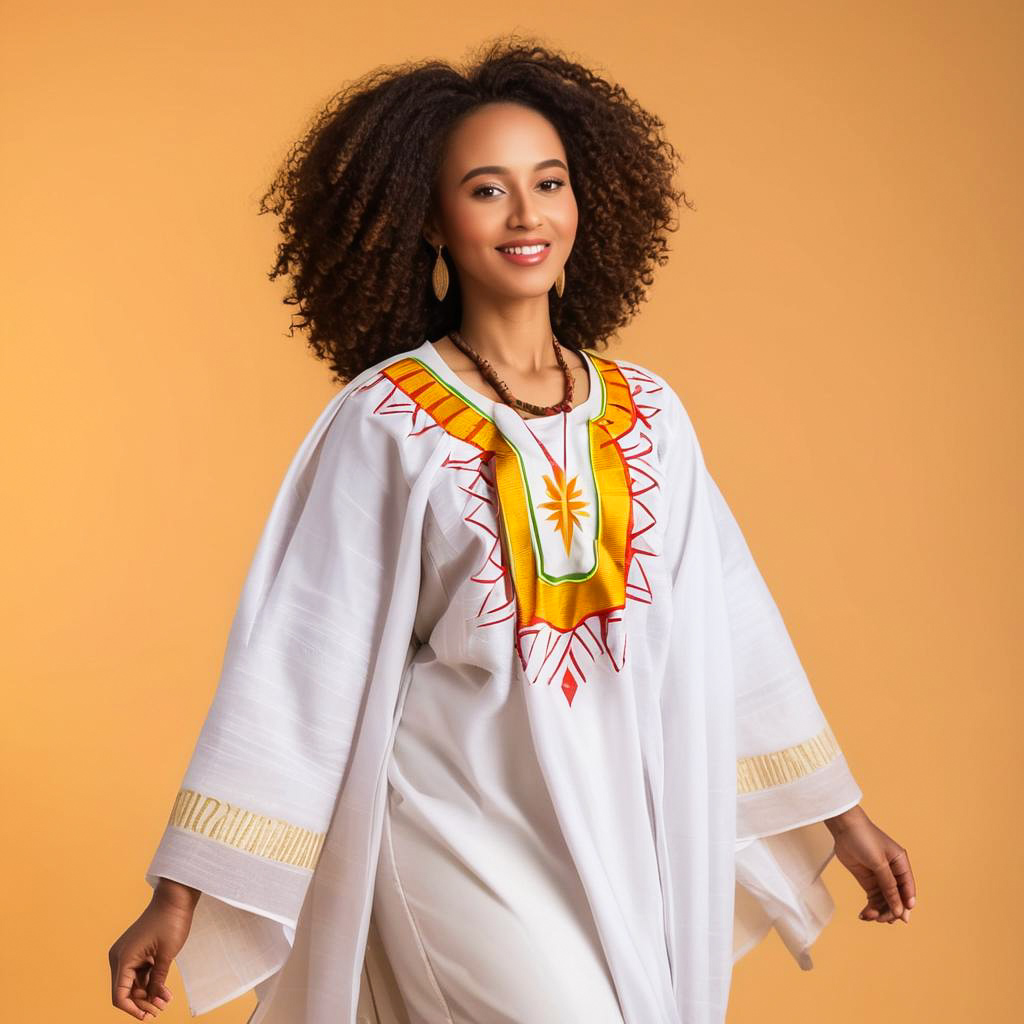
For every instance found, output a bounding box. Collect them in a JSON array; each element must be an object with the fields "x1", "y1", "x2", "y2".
[{"x1": 455, "y1": 303, "x2": 557, "y2": 374}]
